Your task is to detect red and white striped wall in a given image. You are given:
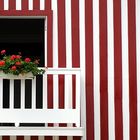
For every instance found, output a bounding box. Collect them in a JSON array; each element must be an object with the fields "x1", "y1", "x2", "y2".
[{"x1": 0, "y1": 0, "x2": 139, "y2": 140}]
